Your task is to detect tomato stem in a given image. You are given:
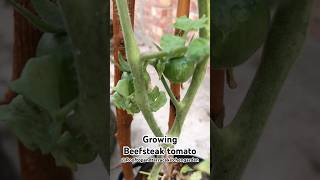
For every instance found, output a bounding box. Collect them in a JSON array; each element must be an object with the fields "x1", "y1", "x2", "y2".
[
  {"x1": 116, "y1": 0, "x2": 164, "y2": 137},
  {"x1": 140, "y1": 47, "x2": 188, "y2": 62},
  {"x1": 160, "y1": 76, "x2": 180, "y2": 109},
  {"x1": 168, "y1": 0, "x2": 210, "y2": 137},
  {"x1": 8, "y1": 0, "x2": 65, "y2": 33}
]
